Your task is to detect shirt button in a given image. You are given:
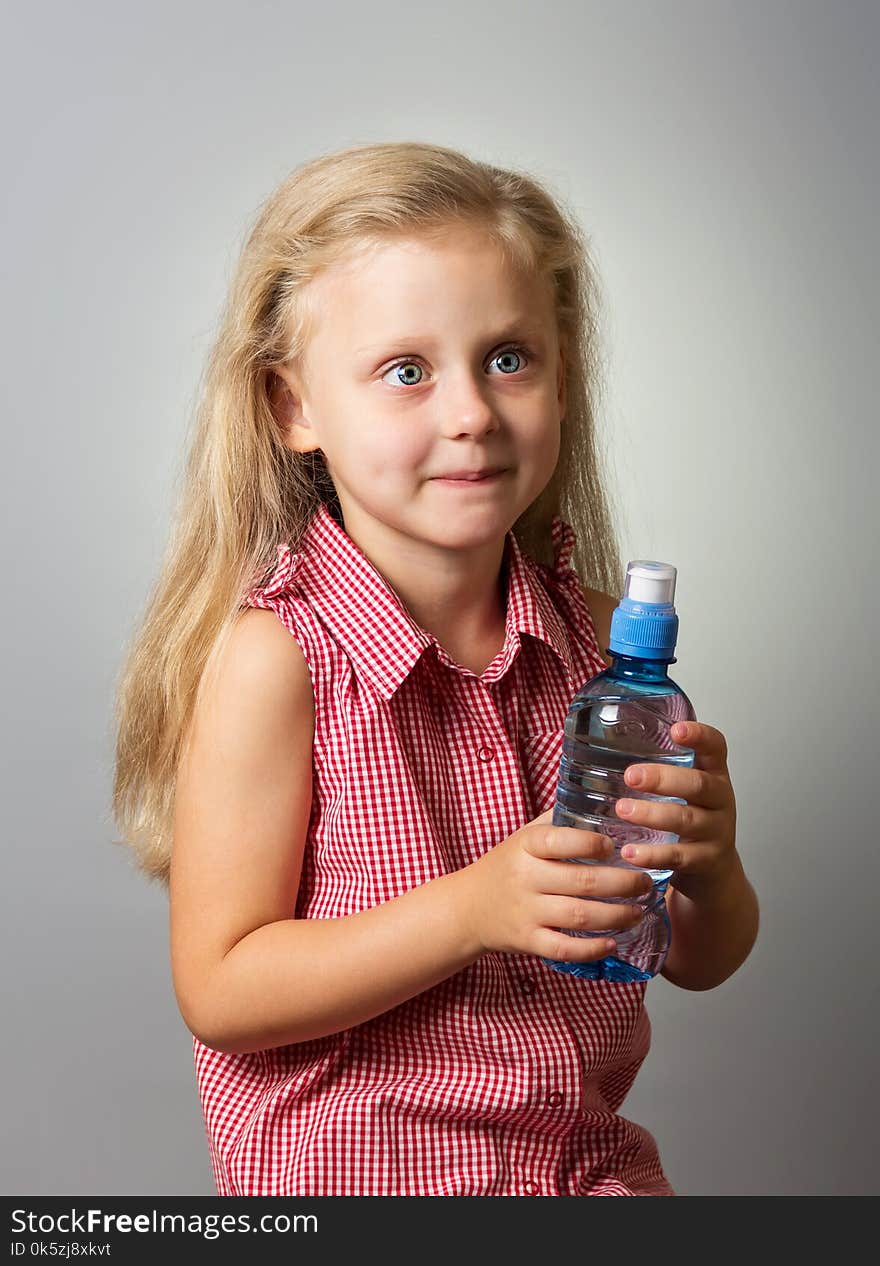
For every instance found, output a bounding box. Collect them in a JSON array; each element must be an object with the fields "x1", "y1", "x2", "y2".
[
  {"x1": 546, "y1": 1090, "x2": 564, "y2": 1108},
  {"x1": 477, "y1": 745, "x2": 495, "y2": 761},
  {"x1": 519, "y1": 976, "x2": 536, "y2": 995},
  {"x1": 523, "y1": 1179, "x2": 540, "y2": 1195}
]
